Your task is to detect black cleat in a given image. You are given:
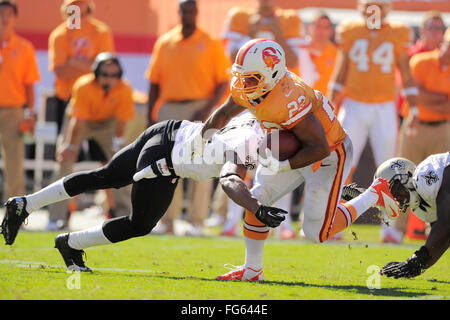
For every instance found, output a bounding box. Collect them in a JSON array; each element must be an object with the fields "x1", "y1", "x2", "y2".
[
  {"x1": 1, "y1": 197, "x2": 29, "y2": 245},
  {"x1": 341, "y1": 183, "x2": 366, "y2": 202},
  {"x1": 54, "y1": 233, "x2": 92, "y2": 272}
]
